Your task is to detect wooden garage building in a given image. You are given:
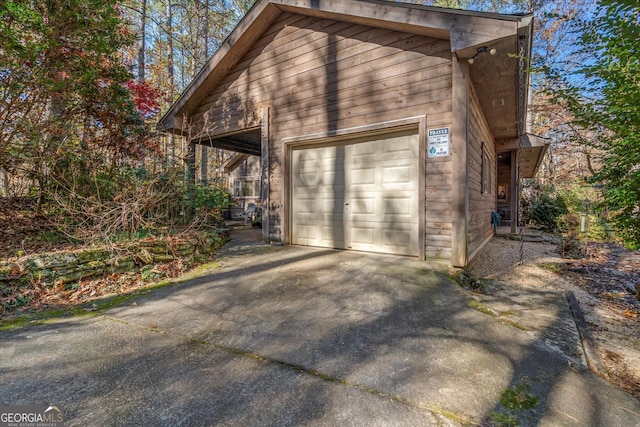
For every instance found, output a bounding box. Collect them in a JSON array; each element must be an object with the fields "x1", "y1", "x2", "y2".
[{"x1": 159, "y1": 0, "x2": 548, "y2": 267}]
